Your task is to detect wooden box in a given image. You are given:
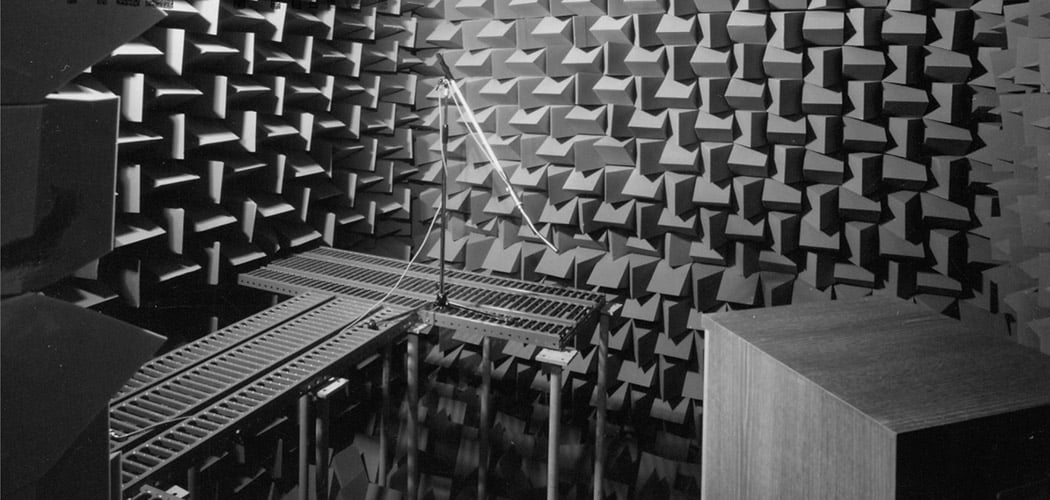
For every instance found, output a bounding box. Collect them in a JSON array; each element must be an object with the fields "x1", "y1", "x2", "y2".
[{"x1": 701, "y1": 296, "x2": 1050, "y2": 499}]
